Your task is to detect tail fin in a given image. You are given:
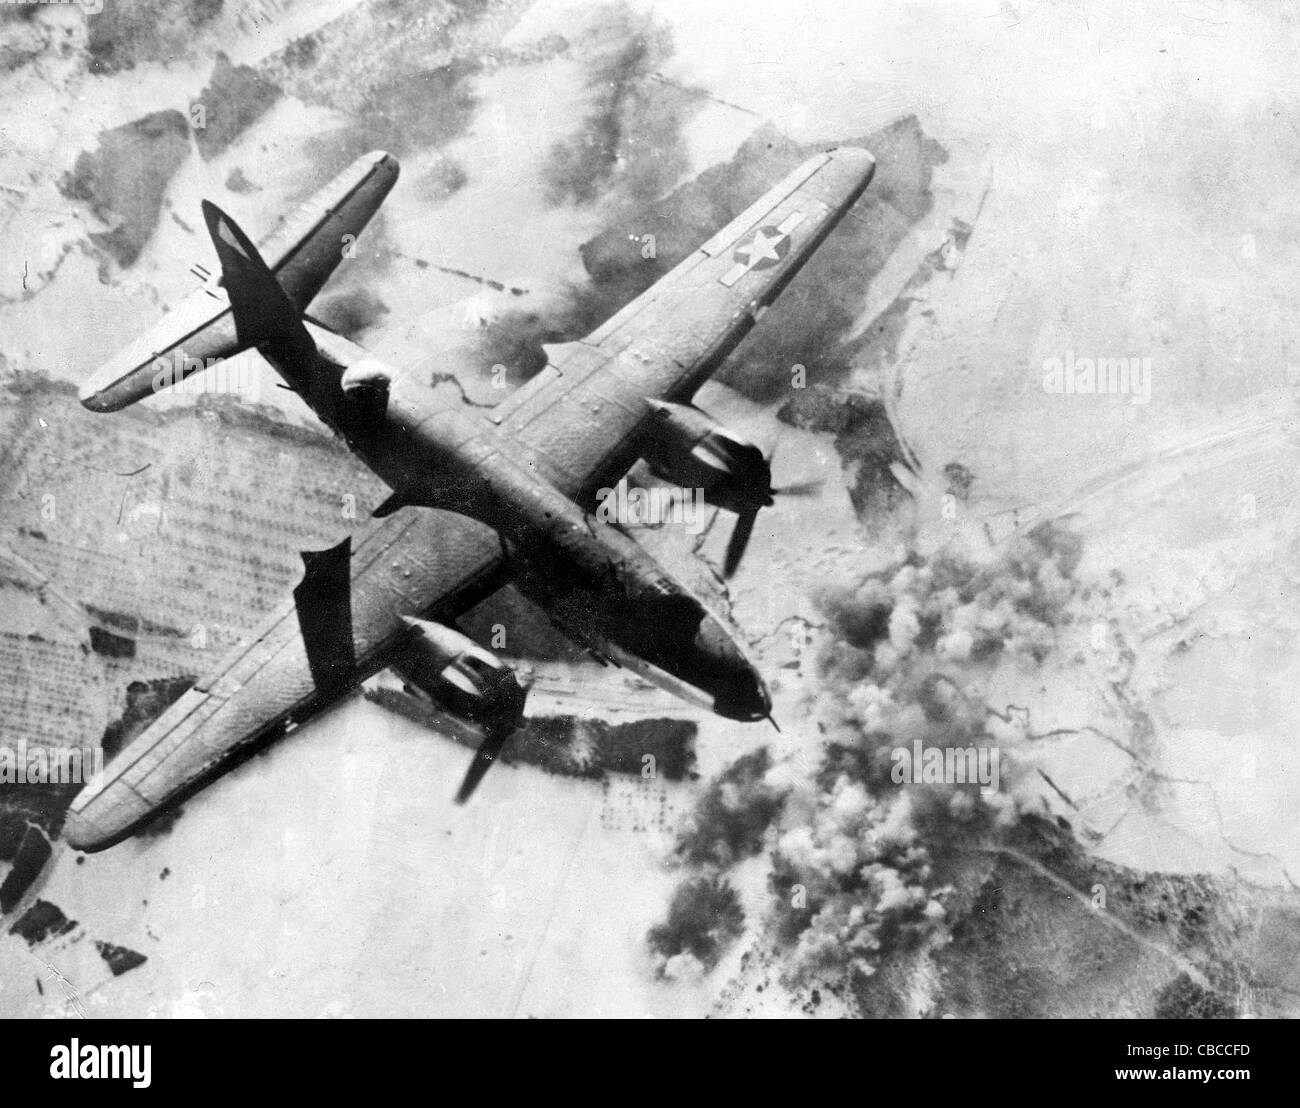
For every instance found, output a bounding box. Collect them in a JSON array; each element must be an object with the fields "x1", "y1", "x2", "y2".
[{"x1": 201, "y1": 200, "x2": 316, "y2": 364}]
